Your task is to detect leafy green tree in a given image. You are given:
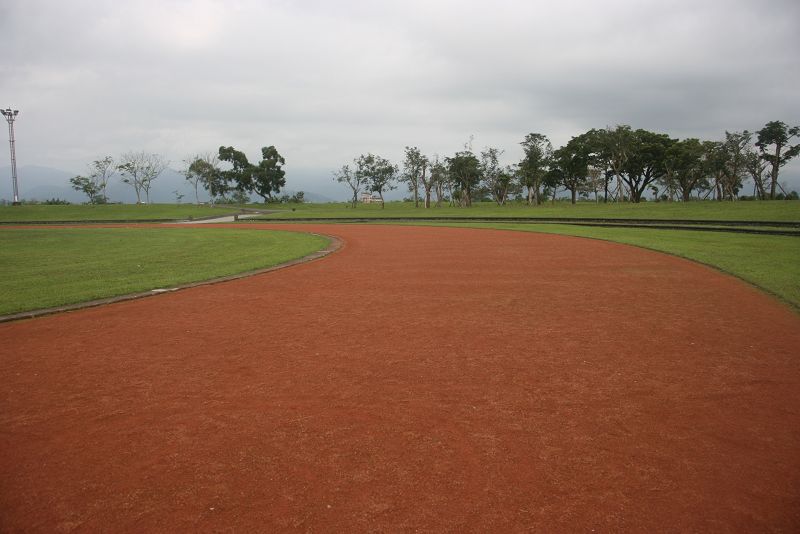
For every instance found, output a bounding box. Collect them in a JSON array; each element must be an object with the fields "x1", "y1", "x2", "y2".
[
  {"x1": 755, "y1": 121, "x2": 800, "y2": 199},
  {"x1": 662, "y1": 138, "x2": 706, "y2": 201},
  {"x1": 250, "y1": 146, "x2": 286, "y2": 202},
  {"x1": 118, "y1": 151, "x2": 168, "y2": 204},
  {"x1": 231, "y1": 189, "x2": 250, "y2": 204},
  {"x1": 580, "y1": 129, "x2": 613, "y2": 202},
  {"x1": 518, "y1": 133, "x2": 553, "y2": 205},
  {"x1": 430, "y1": 156, "x2": 448, "y2": 207},
  {"x1": 703, "y1": 141, "x2": 727, "y2": 201},
  {"x1": 745, "y1": 148, "x2": 769, "y2": 200},
  {"x1": 88, "y1": 156, "x2": 115, "y2": 203},
  {"x1": 218, "y1": 146, "x2": 253, "y2": 195},
  {"x1": 551, "y1": 136, "x2": 590, "y2": 204},
  {"x1": 586, "y1": 165, "x2": 605, "y2": 202},
  {"x1": 498, "y1": 165, "x2": 519, "y2": 205},
  {"x1": 600, "y1": 125, "x2": 634, "y2": 202},
  {"x1": 446, "y1": 150, "x2": 481, "y2": 207},
  {"x1": 216, "y1": 145, "x2": 286, "y2": 203},
  {"x1": 182, "y1": 153, "x2": 215, "y2": 204},
  {"x1": 182, "y1": 157, "x2": 203, "y2": 204},
  {"x1": 356, "y1": 153, "x2": 397, "y2": 208},
  {"x1": 333, "y1": 164, "x2": 366, "y2": 208},
  {"x1": 117, "y1": 156, "x2": 144, "y2": 204},
  {"x1": 402, "y1": 146, "x2": 428, "y2": 207},
  {"x1": 69, "y1": 175, "x2": 101, "y2": 203},
  {"x1": 719, "y1": 131, "x2": 751, "y2": 201},
  {"x1": 69, "y1": 155, "x2": 115, "y2": 204},
  {"x1": 542, "y1": 167, "x2": 563, "y2": 203},
  {"x1": 184, "y1": 153, "x2": 226, "y2": 204},
  {"x1": 620, "y1": 129, "x2": 673, "y2": 203},
  {"x1": 479, "y1": 146, "x2": 509, "y2": 205}
]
